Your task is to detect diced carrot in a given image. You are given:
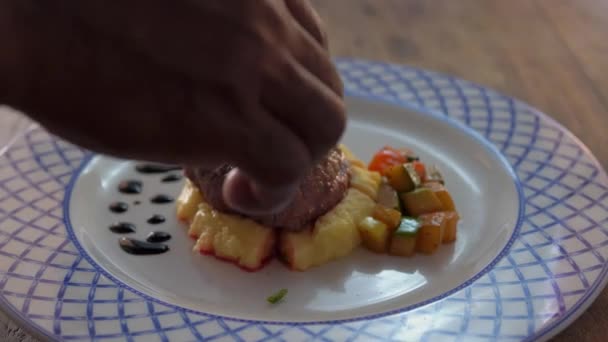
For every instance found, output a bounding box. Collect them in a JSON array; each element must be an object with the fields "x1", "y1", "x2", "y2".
[
  {"x1": 368, "y1": 146, "x2": 407, "y2": 174},
  {"x1": 358, "y1": 217, "x2": 391, "y2": 253},
  {"x1": 400, "y1": 188, "x2": 444, "y2": 216},
  {"x1": 372, "y1": 205, "x2": 402, "y2": 230},
  {"x1": 423, "y1": 182, "x2": 456, "y2": 211},
  {"x1": 389, "y1": 235, "x2": 417, "y2": 257},
  {"x1": 442, "y1": 211, "x2": 460, "y2": 243},
  {"x1": 385, "y1": 164, "x2": 420, "y2": 192},
  {"x1": 416, "y1": 212, "x2": 447, "y2": 254}
]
